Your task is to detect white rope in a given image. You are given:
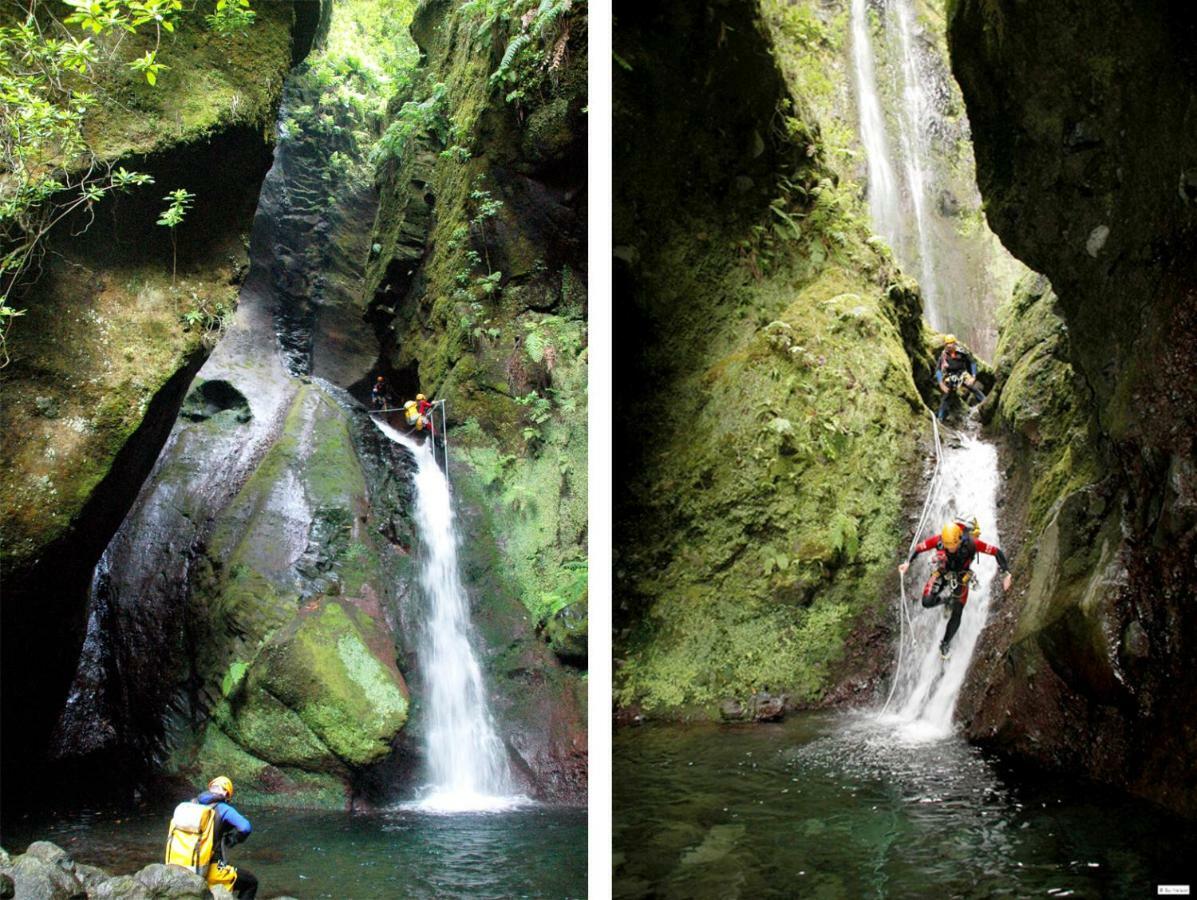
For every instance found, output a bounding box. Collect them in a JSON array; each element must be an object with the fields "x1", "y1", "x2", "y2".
[
  {"x1": 880, "y1": 412, "x2": 943, "y2": 715},
  {"x1": 438, "y1": 400, "x2": 450, "y2": 493}
]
